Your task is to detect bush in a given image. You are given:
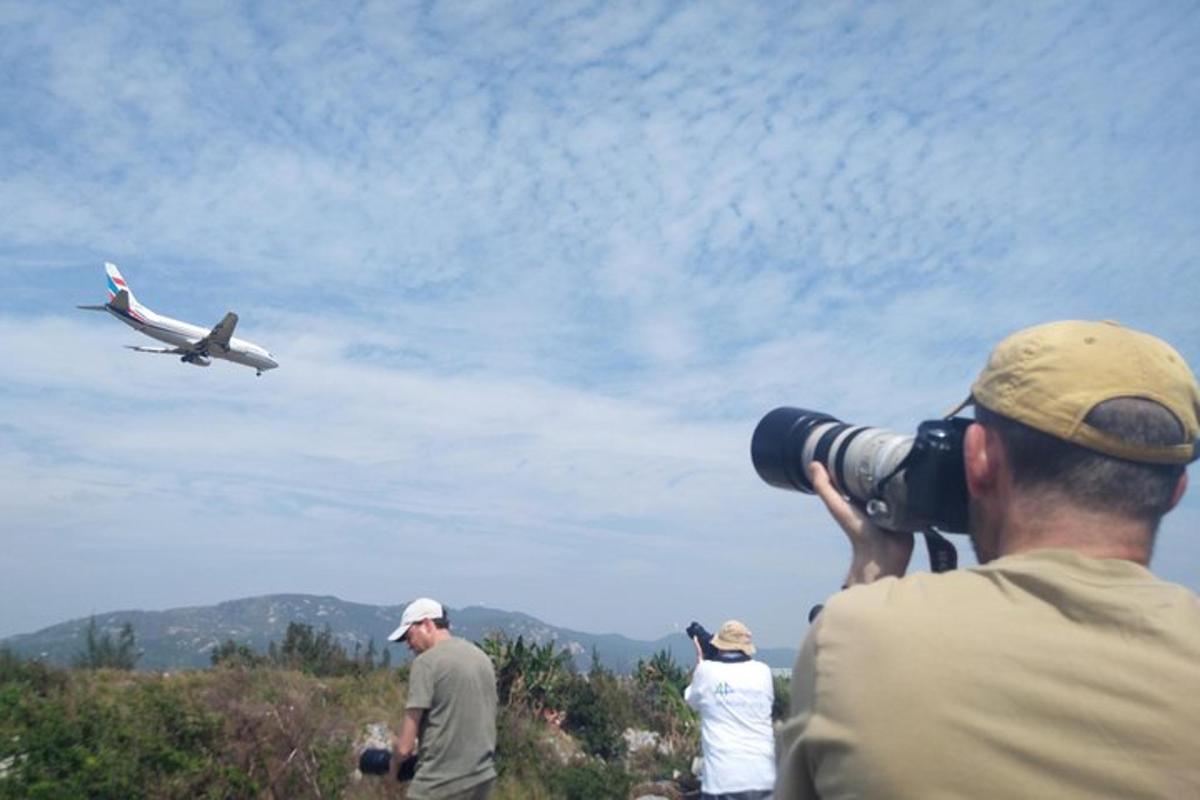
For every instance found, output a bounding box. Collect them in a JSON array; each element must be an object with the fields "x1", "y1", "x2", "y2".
[
  {"x1": 772, "y1": 672, "x2": 792, "y2": 721},
  {"x1": 209, "y1": 640, "x2": 267, "y2": 669},
  {"x1": 212, "y1": 623, "x2": 389, "y2": 677},
  {"x1": 0, "y1": 635, "x2": 728, "y2": 799},
  {"x1": 480, "y1": 633, "x2": 574, "y2": 716},
  {"x1": 632, "y1": 649, "x2": 696, "y2": 744},
  {"x1": 0, "y1": 666, "x2": 242, "y2": 799},
  {"x1": 547, "y1": 759, "x2": 634, "y2": 800},
  {"x1": 560, "y1": 658, "x2": 632, "y2": 761}
]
